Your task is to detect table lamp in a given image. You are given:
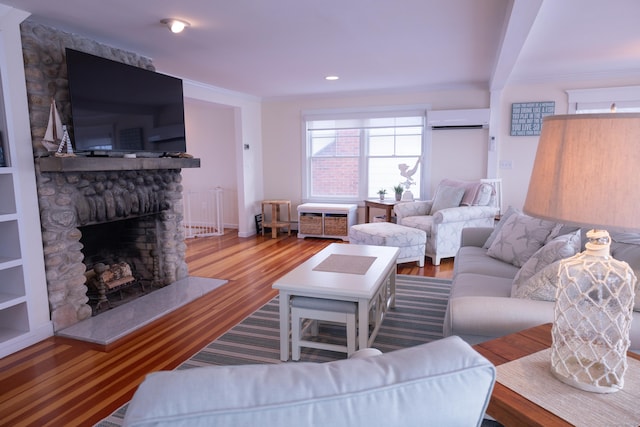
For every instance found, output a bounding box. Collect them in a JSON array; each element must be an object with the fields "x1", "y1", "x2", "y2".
[{"x1": 523, "y1": 113, "x2": 640, "y2": 393}]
